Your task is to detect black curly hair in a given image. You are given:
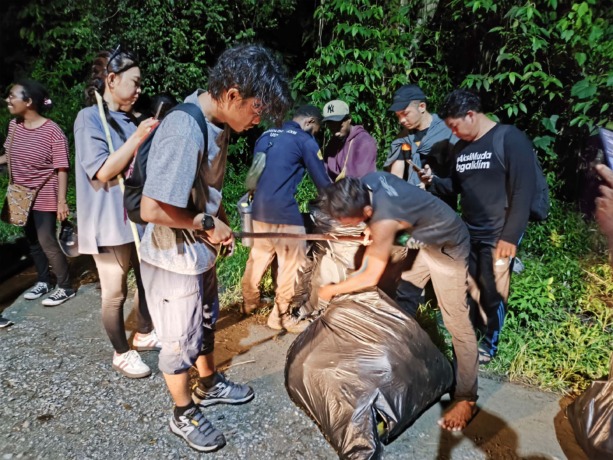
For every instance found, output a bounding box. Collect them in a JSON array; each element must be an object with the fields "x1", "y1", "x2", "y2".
[{"x1": 208, "y1": 44, "x2": 292, "y2": 124}]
